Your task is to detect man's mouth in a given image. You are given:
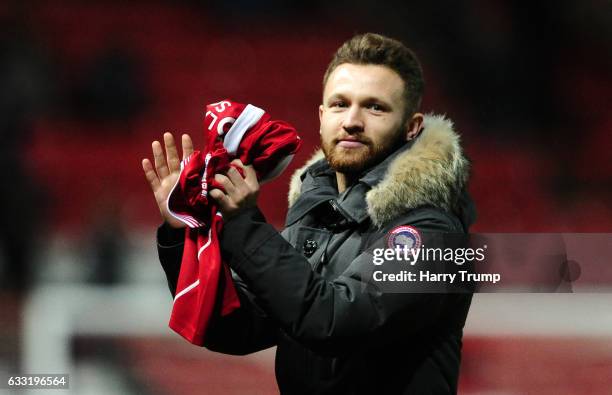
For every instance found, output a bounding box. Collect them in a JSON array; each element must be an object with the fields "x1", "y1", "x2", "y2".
[{"x1": 336, "y1": 137, "x2": 367, "y2": 149}]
